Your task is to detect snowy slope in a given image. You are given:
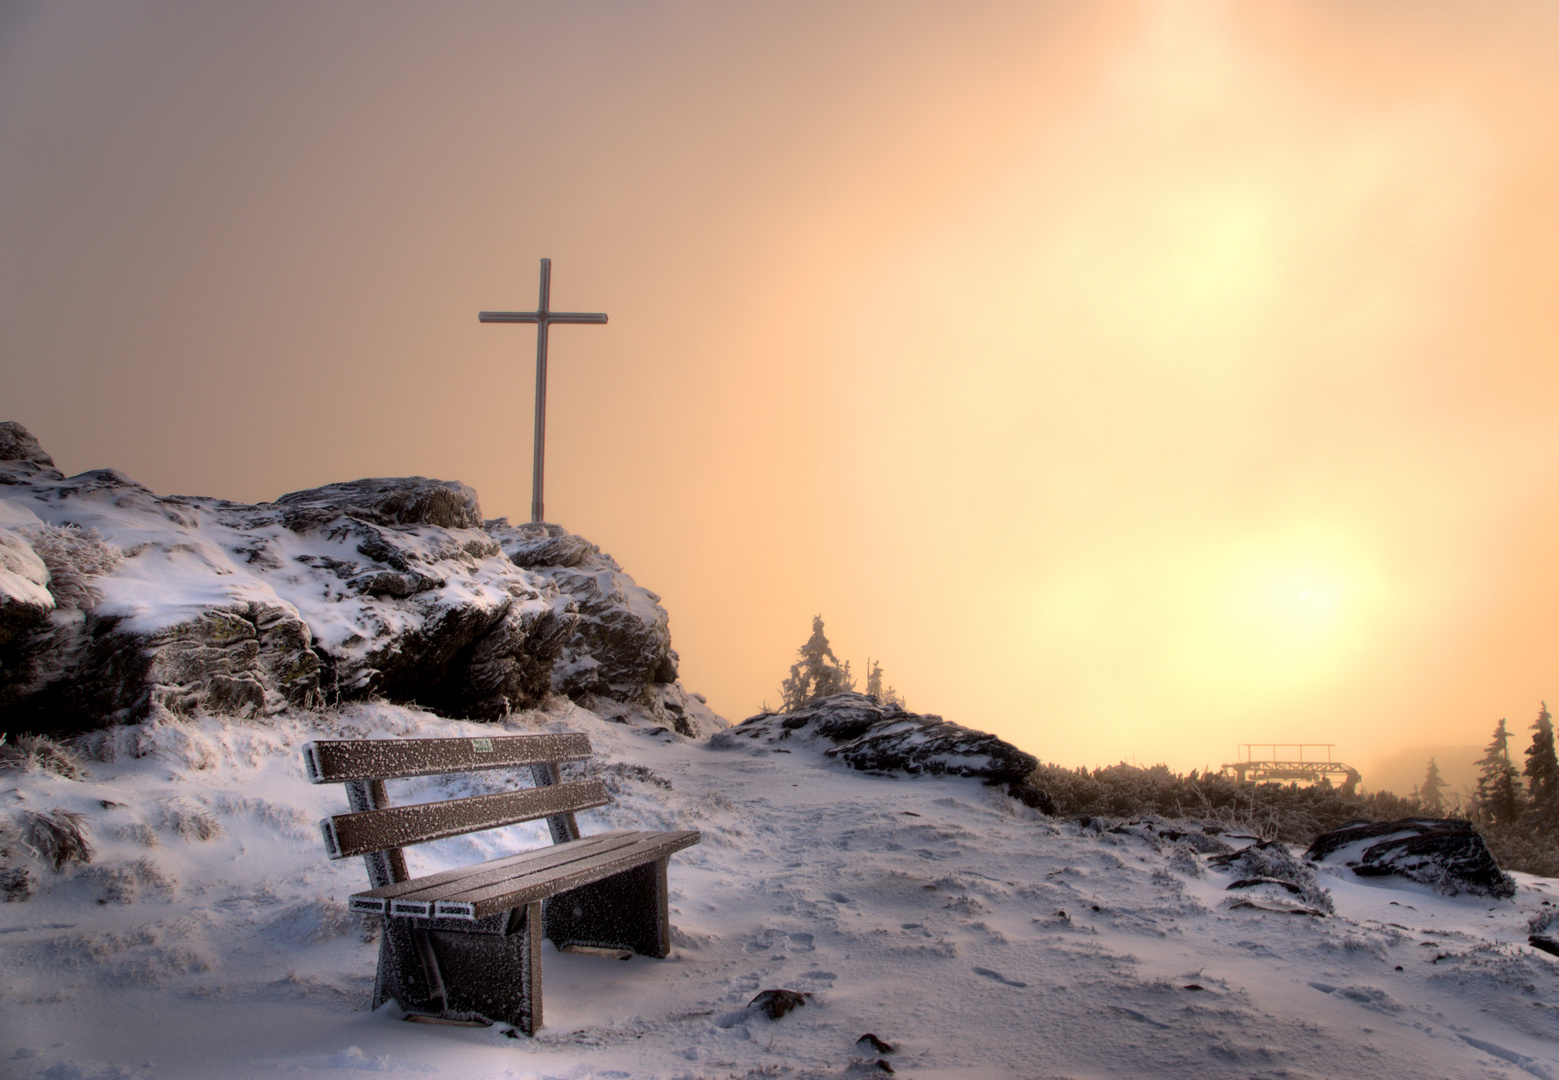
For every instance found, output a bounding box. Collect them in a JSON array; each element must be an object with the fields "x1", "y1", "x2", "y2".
[{"x1": 3, "y1": 703, "x2": 1558, "y2": 1080}]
